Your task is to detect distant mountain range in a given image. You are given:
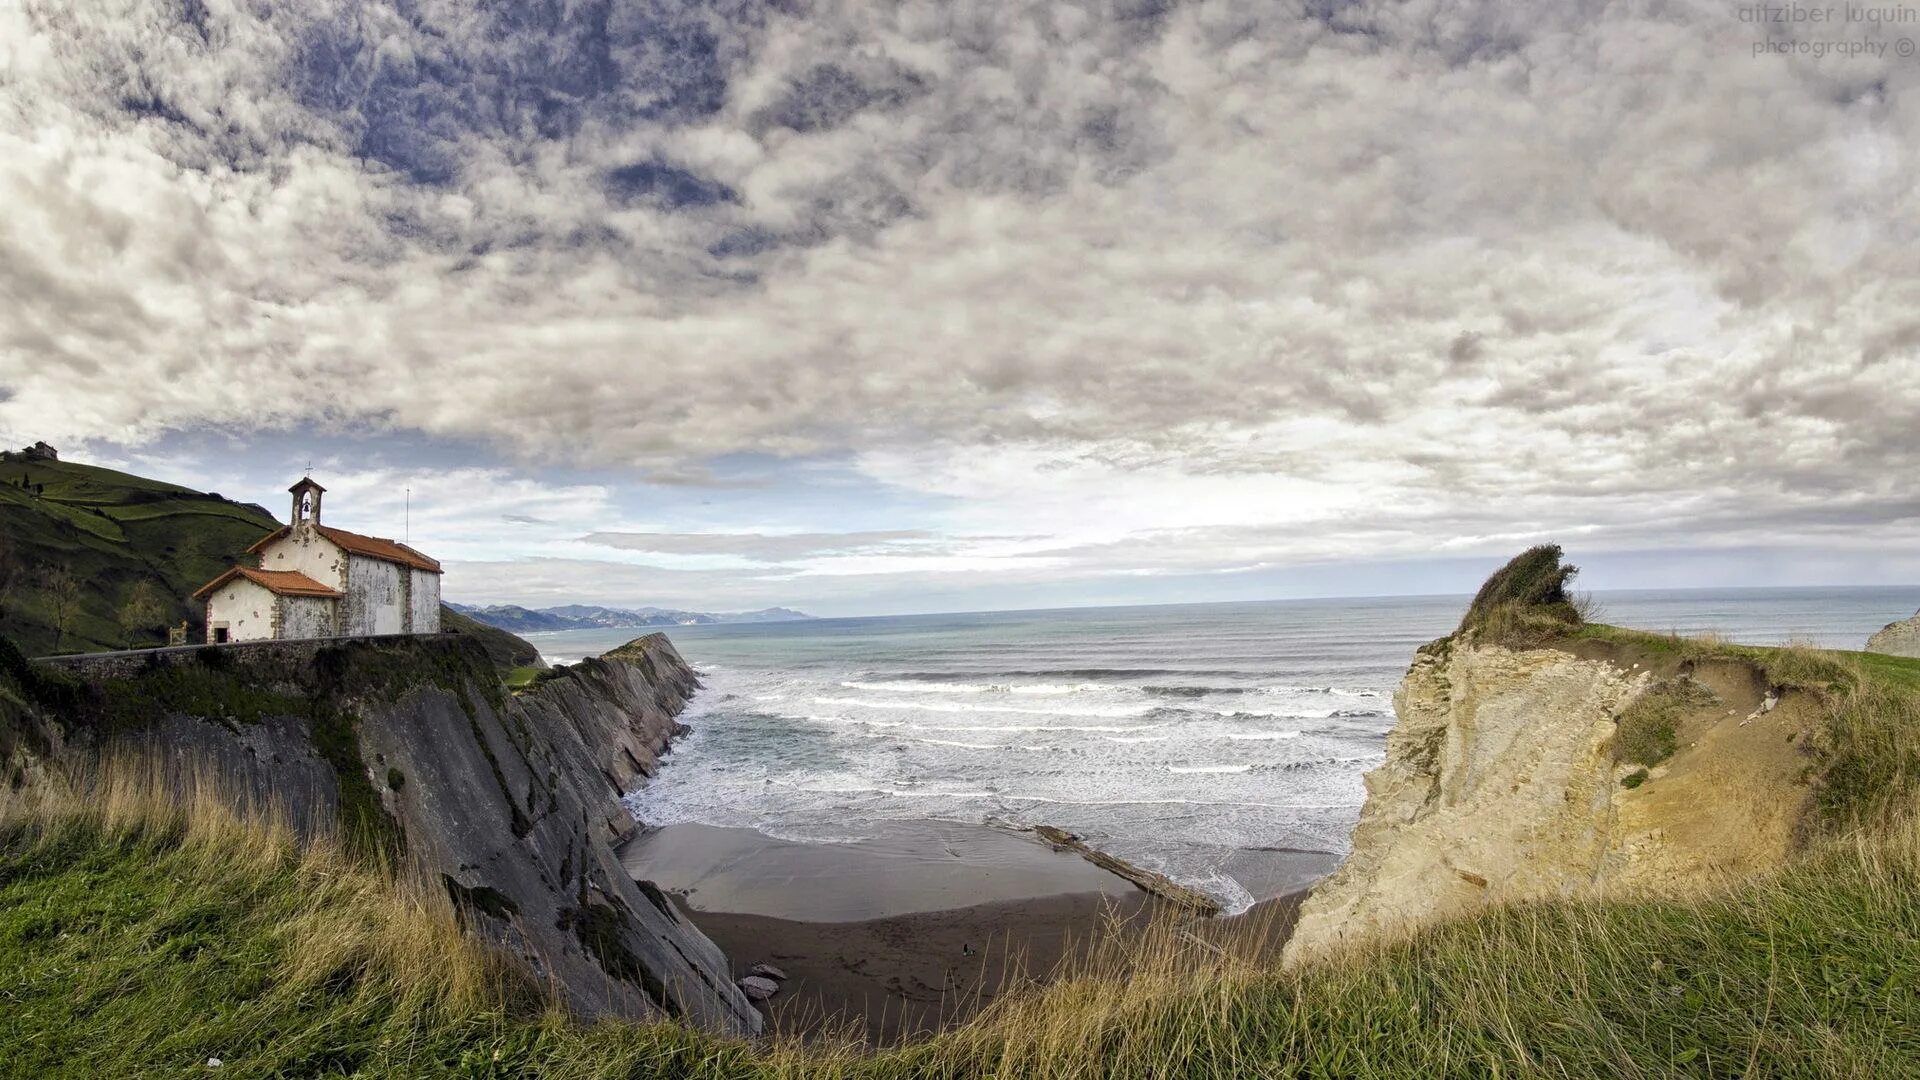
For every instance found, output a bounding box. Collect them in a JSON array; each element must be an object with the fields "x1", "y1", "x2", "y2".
[{"x1": 446, "y1": 602, "x2": 815, "y2": 633}]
